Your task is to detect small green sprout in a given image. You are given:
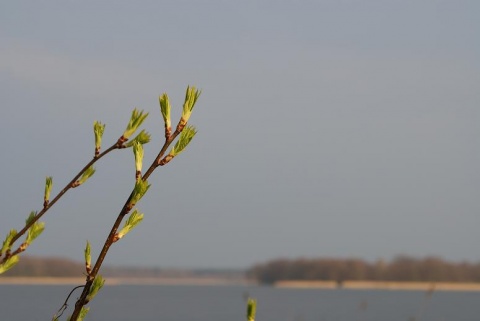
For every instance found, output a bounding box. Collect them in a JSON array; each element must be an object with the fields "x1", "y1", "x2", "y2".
[
  {"x1": 1, "y1": 229, "x2": 17, "y2": 255},
  {"x1": 0, "y1": 255, "x2": 20, "y2": 274},
  {"x1": 22, "y1": 211, "x2": 44, "y2": 248},
  {"x1": 127, "y1": 179, "x2": 150, "y2": 210},
  {"x1": 25, "y1": 219, "x2": 45, "y2": 246},
  {"x1": 25, "y1": 211, "x2": 36, "y2": 225},
  {"x1": 132, "y1": 141, "x2": 144, "y2": 179},
  {"x1": 177, "y1": 86, "x2": 201, "y2": 131},
  {"x1": 124, "y1": 130, "x2": 151, "y2": 148},
  {"x1": 247, "y1": 298, "x2": 257, "y2": 321},
  {"x1": 73, "y1": 166, "x2": 96, "y2": 187},
  {"x1": 86, "y1": 275, "x2": 105, "y2": 303},
  {"x1": 159, "y1": 93, "x2": 172, "y2": 138},
  {"x1": 44, "y1": 176, "x2": 53, "y2": 207},
  {"x1": 171, "y1": 125, "x2": 197, "y2": 156},
  {"x1": 120, "y1": 109, "x2": 149, "y2": 143},
  {"x1": 160, "y1": 125, "x2": 197, "y2": 165},
  {"x1": 85, "y1": 241, "x2": 91, "y2": 275},
  {"x1": 93, "y1": 121, "x2": 106, "y2": 156},
  {"x1": 115, "y1": 209, "x2": 144, "y2": 242},
  {"x1": 79, "y1": 307, "x2": 90, "y2": 321}
]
